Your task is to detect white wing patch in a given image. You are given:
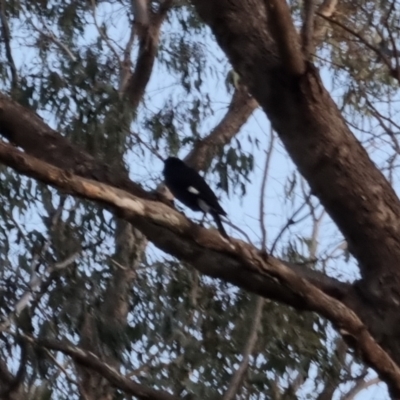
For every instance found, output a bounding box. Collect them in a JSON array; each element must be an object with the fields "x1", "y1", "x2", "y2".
[
  {"x1": 198, "y1": 199, "x2": 210, "y2": 213},
  {"x1": 187, "y1": 186, "x2": 200, "y2": 195}
]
